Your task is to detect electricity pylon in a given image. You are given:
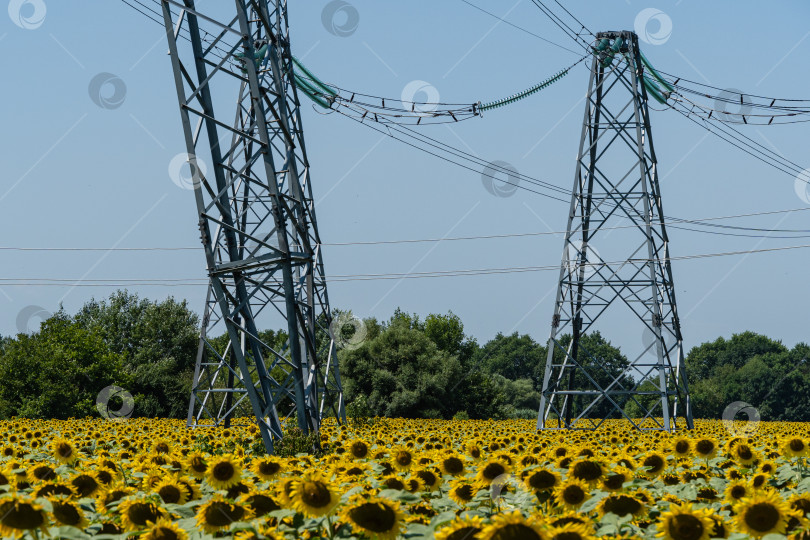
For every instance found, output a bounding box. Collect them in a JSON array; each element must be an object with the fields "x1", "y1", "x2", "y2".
[
  {"x1": 538, "y1": 31, "x2": 692, "y2": 431},
  {"x1": 159, "y1": 0, "x2": 344, "y2": 453}
]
